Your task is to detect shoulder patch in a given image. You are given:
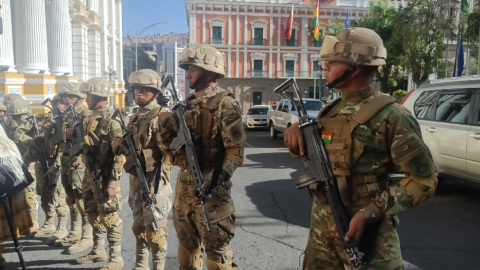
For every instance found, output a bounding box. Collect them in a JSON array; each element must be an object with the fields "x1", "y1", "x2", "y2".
[
  {"x1": 224, "y1": 111, "x2": 241, "y2": 126},
  {"x1": 230, "y1": 125, "x2": 243, "y2": 141}
]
